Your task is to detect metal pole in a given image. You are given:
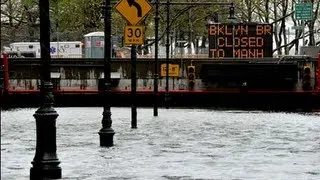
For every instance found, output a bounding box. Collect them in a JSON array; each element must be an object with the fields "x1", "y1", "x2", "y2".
[
  {"x1": 2, "y1": 53, "x2": 9, "y2": 94},
  {"x1": 131, "y1": 45, "x2": 137, "y2": 128},
  {"x1": 111, "y1": 1, "x2": 232, "y2": 6},
  {"x1": 302, "y1": 20, "x2": 305, "y2": 47},
  {"x1": 154, "y1": 0, "x2": 159, "y2": 116},
  {"x1": 165, "y1": 0, "x2": 170, "y2": 109},
  {"x1": 0, "y1": 56, "x2": 4, "y2": 109},
  {"x1": 317, "y1": 53, "x2": 320, "y2": 90},
  {"x1": 170, "y1": 34, "x2": 173, "y2": 58},
  {"x1": 287, "y1": 27, "x2": 290, "y2": 43},
  {"x1": 30, "y1": 0, "x2": 61, "y2": 179},
  {"x1": 232, "y1": 24, "x2": 235, "y2": 58},
  {"x1": 158, "y1": 2, "x2": 232, "y2": 5},
  {"x1": 99, "y1": 0, "x2": 115, "y2": 147},
  {"x1": 228, "y1": 4, "x2": 236, "y2": 58}
]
